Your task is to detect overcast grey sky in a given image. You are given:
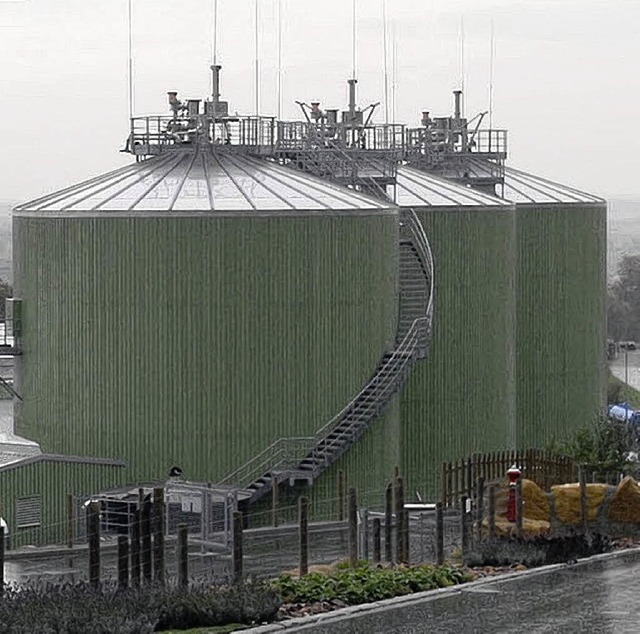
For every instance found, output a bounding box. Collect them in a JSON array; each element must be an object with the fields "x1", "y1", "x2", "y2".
[{"x1": 1, "y1": 0, "x2": 638, "y2": 202}]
